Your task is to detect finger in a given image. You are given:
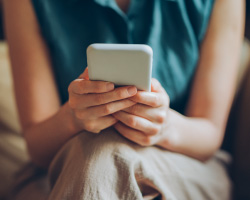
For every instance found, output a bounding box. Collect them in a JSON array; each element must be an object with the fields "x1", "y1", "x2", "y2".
[
  {"x1": 151, "y1": 78, "x2": 163, "y2": 93},
  {"x1": 84, "y1": 116, "x2": 118, "y2": 134},
  {"x1": 68, "y1": 79, "x2": 114, "y2": 95},
  {"x1": 75, "y1": 99, "x2": 136, "y2": 119},
  {"x1": 79, "y1": 67, "x2": 89, "y2": 80},
  {"x1": 129, "y1": 91, "x2": 166, "y2": 108},
  {"x1": 96, "y1": 115, "x2": 118, "y2": 132},
  {"x1": 76, "y1": 86, "x2": 137, "y2": 107},
  {"x1": 114, "y1": 122, "x2": 156, "y2": 146},
  {"x1": 113, "y1": 111, "x2": 160, "y2": 135},
  {"x1": 123, "y1": 104, "x2": 166, "y2": 123}
]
